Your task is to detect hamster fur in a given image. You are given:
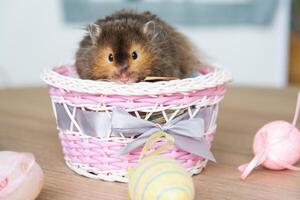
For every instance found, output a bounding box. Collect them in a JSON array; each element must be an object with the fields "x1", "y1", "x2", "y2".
[{"x1": 75, "y1": 9, "x2": 200, "y2": 83}]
